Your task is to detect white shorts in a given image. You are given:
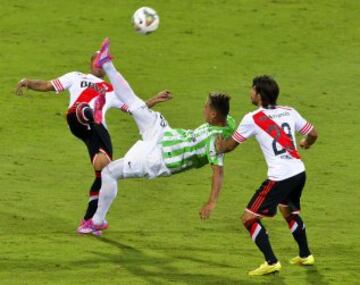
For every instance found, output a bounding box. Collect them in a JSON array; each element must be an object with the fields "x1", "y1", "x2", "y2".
[{"x1": 108, "y1": 140, "x2": 171, "y2": 179}]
